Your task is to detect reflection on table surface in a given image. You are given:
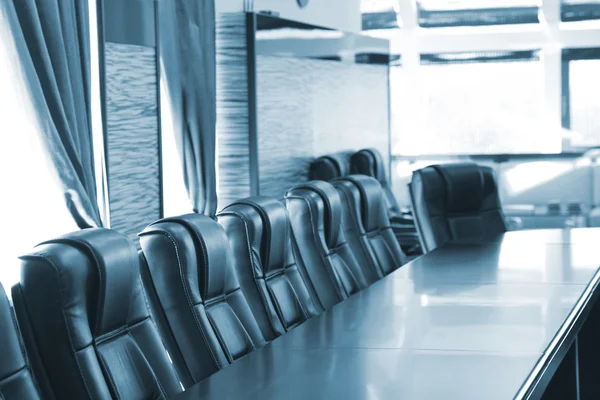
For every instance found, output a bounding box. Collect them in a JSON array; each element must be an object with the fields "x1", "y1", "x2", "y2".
[{"x1": 174, "y1": 228, "x2": 600, "y2": 400}]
